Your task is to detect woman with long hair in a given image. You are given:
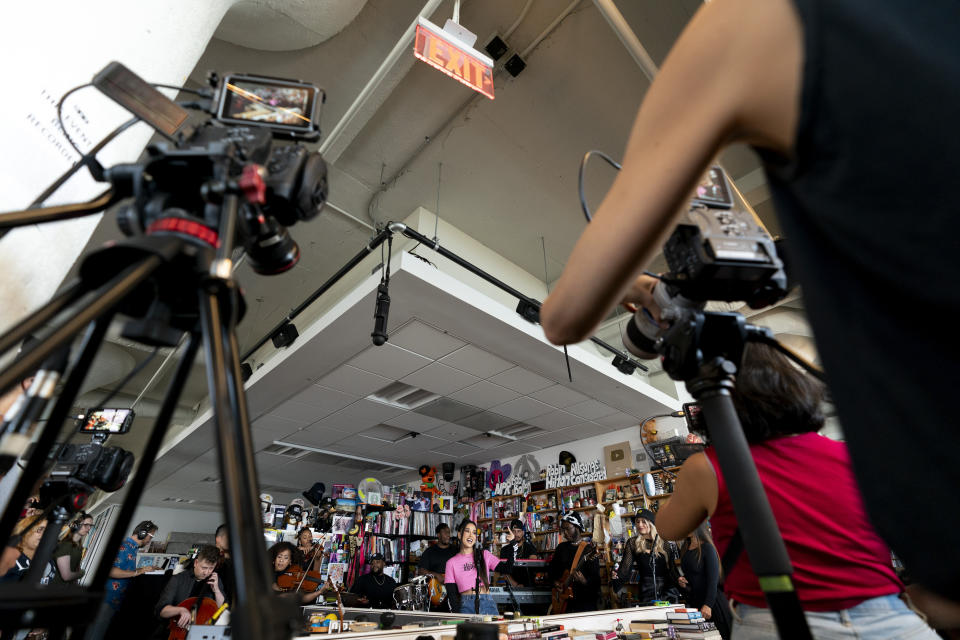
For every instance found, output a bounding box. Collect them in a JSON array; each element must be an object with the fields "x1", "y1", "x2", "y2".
[
  {"x1": 678, "y1": 523, "x2": 730, "y2": 639},
  {"x1": 268, "y1": 540, "x2": 328, "y2": 603},
  {"x1": 612, "y1": 509, "x2": 681, "y2": 604},
  {"x1": 443, "y1": 519, "x2": 514, "y2": 614},
  {"x1": 294, "y1": 527, "x2": 321, "y2": 572},
  {"x1": 0, "y1": 514, "x2": 54, "y2": 583},
  {"x1": 52, "y1": 512, "x2": 93, "y2": 583},
  {"x1": 655, "y1": 342, "x2": 937, "y2": 638}
]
